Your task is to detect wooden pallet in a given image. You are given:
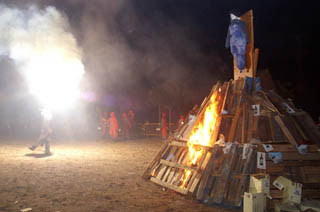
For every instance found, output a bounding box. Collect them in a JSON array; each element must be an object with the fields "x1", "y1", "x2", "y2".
[
  {"x1": 196, "y1": 144, "x2": 256, "y2": 207},
  {"x1": 148, "y1": 140, "x2": 212, "y2": 194},
  {"x1": 143, "y1": 78, "x2": 320, "y2": 210},
  {"x1": 255, "y1": 143, "x2": 320, "y2": 209}
]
